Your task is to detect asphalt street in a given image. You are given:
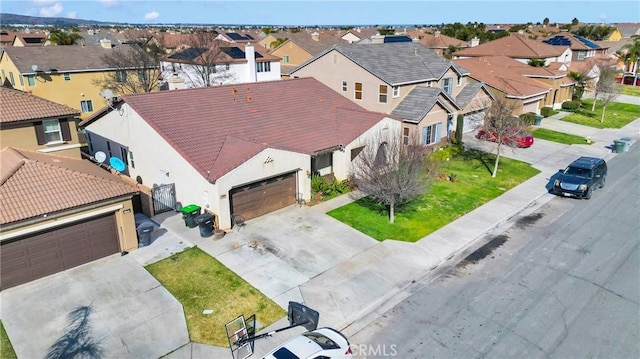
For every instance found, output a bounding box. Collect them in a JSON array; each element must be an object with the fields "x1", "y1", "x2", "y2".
[{"x1": 350, "y1": 143, "x2": 640, "y2": 359}]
